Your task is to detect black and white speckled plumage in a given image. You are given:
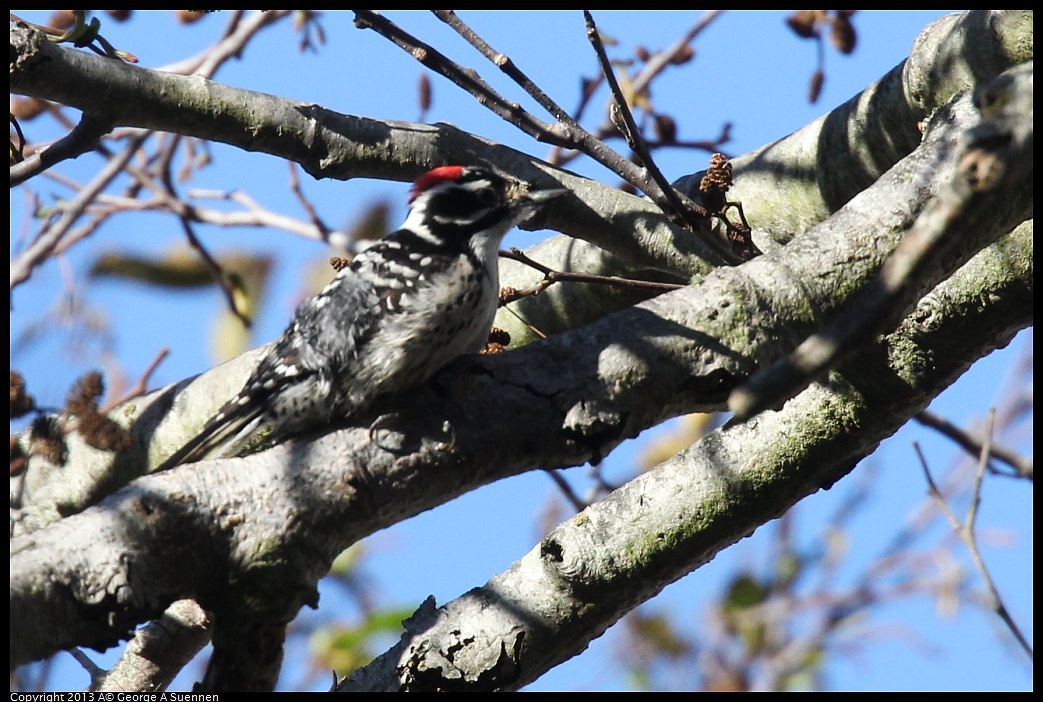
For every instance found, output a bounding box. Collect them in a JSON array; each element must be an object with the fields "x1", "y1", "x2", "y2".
[{"x1": 157, "y1": 166, "x2": 563, "y2": 470}]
